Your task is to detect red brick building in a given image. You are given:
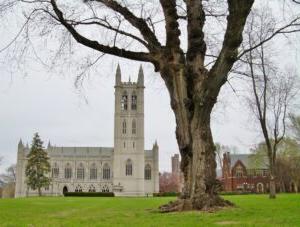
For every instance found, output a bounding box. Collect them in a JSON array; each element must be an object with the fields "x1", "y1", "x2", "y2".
[{"x1": 222, "y1": 152, "x2": 270, "y2": 193}]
